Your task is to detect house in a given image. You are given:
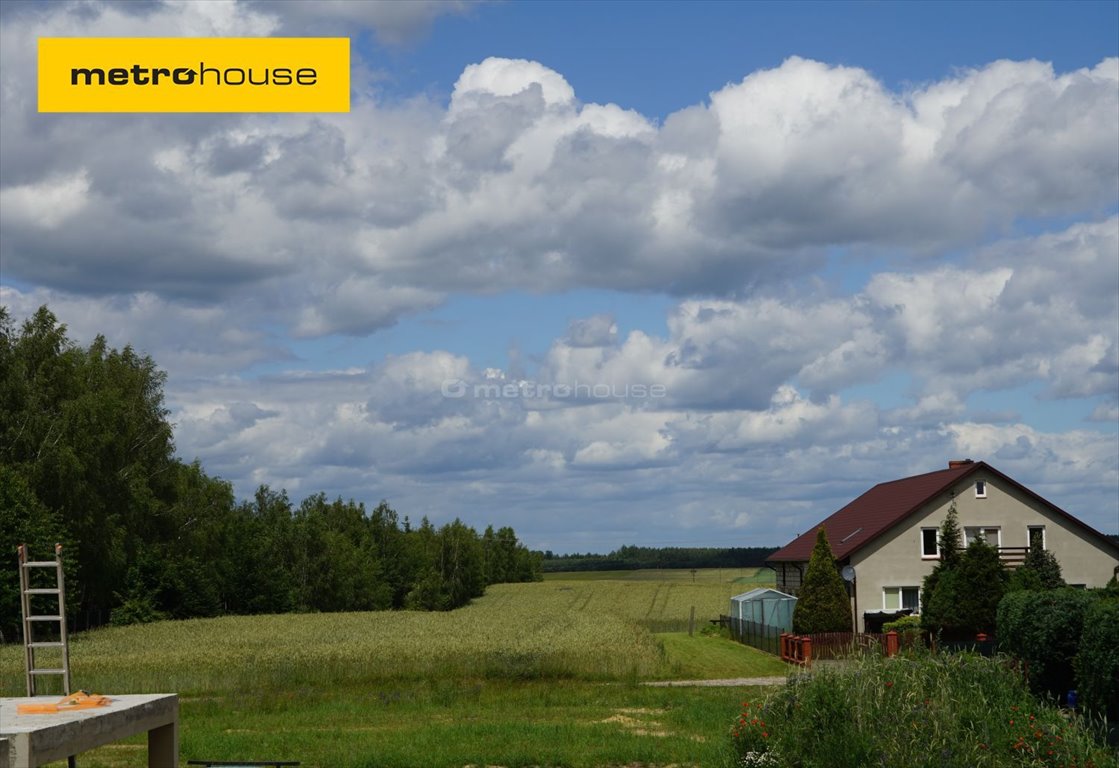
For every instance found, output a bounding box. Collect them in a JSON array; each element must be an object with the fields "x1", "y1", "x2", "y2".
[{"x1": 766, "y1": 459, "x2": 1119, "y2": 633}]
